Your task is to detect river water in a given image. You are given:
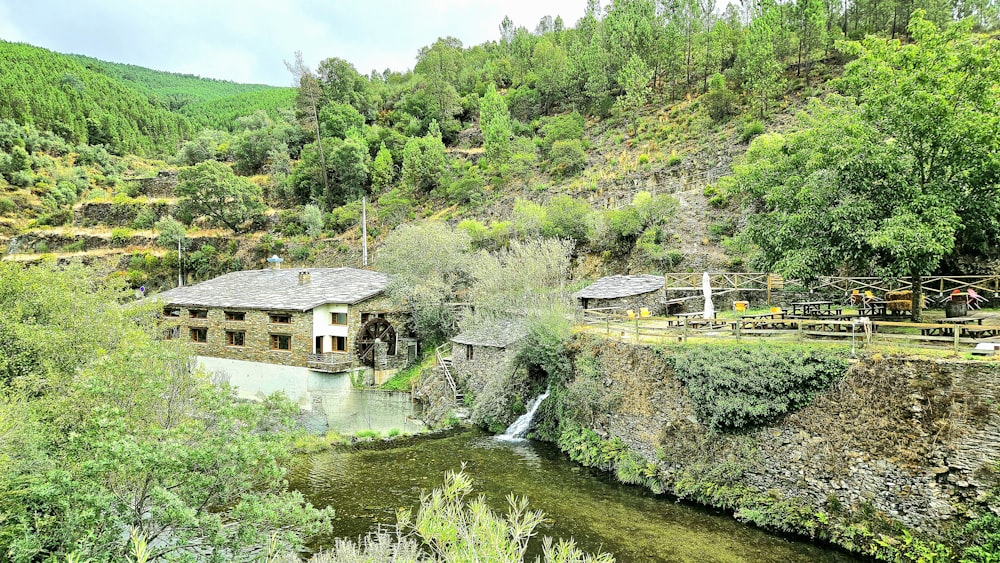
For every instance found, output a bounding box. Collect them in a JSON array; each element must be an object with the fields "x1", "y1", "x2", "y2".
[{"x1": 289, "y1": 428, "x2": 858, "y2": 562}]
